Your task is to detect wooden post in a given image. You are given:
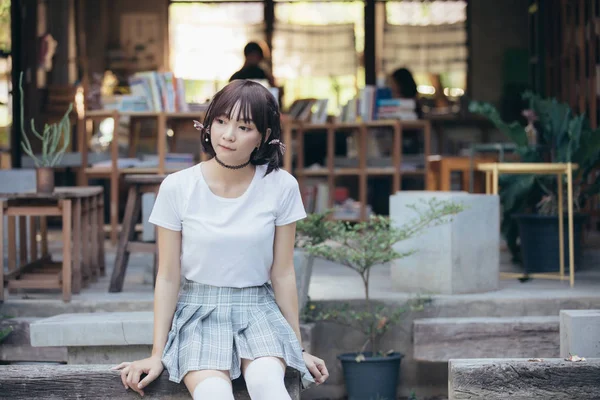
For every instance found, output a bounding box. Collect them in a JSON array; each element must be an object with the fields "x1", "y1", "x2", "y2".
[
  {"x1": 72, "y1": 198, "x2": 82, "y2": 293},
  {"x1": 61, "y1": 199, "x2": 72, "y2": 302},
  {"x1": 110, "y1": 111, "x2": 120, "y2": 246}
]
